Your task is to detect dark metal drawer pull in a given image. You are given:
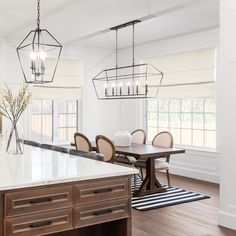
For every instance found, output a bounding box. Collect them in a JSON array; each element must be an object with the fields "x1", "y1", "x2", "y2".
[
  {"x1": 94, "y1": 209, "x2": 113, "y2": 216},
  {"x1": 94, "y1": 188, "x2": 113, "y2": 194},
  {"x1": 30, "y1": 197, "x2": 53, "y2": 205},
  {"x1": 30, "y1": 221, "x2": 52, "y2": 228}
]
